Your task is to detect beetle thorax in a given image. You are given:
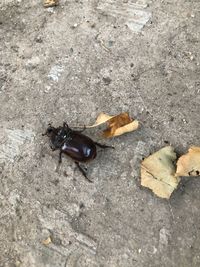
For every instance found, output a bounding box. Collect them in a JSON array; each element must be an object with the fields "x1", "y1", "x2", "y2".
[{"x1": 50, "y1": 127, "x2": 72, "y2": 149}]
